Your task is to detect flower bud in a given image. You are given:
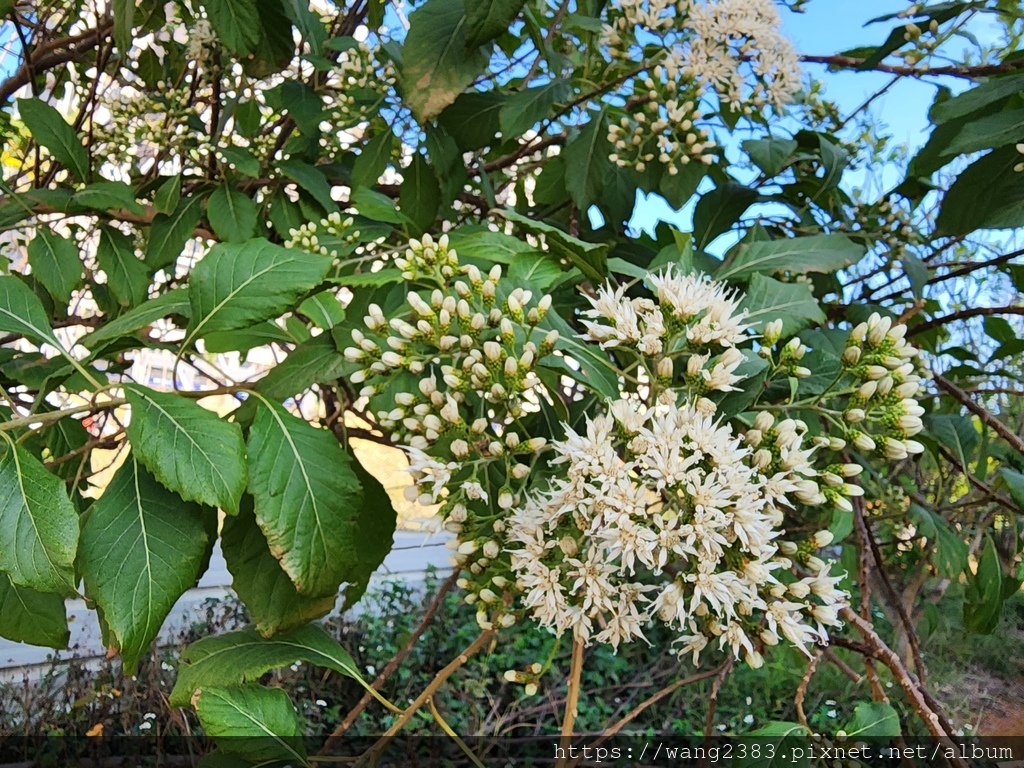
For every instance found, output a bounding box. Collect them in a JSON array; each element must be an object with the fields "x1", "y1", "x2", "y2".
[
  {"x1": 812, "y1": 530, "x2": 834, "y2": 548},
  {"x1": 763, "y1": 319, "x2": 783, "y2": 345}
]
